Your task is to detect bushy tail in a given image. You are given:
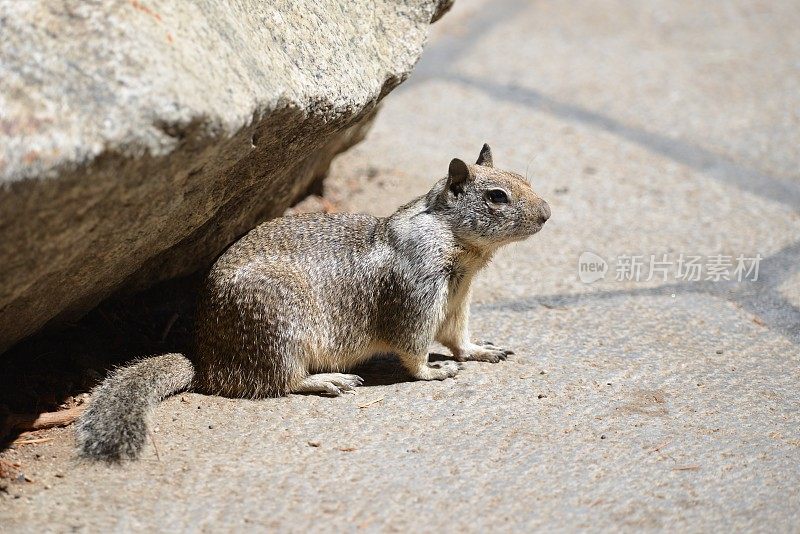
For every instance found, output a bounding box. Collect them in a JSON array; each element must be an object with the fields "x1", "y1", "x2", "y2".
[{"x1": 76, "y1": 353, "x2": 194, "y2": 462}]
